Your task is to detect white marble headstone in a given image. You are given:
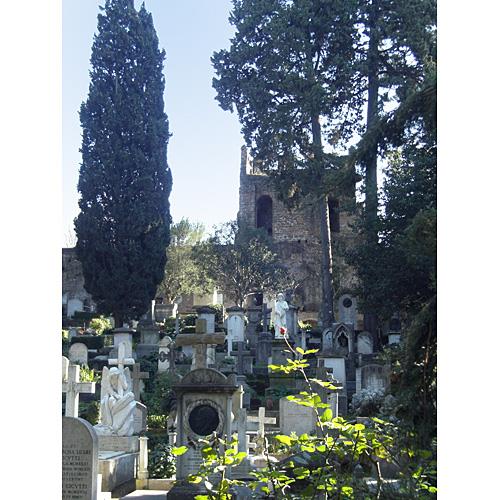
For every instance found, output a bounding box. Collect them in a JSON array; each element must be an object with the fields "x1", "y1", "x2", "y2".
[
  {"x1": 62, "y1": 417, "x2": 98, "y2": 500},
  {"x1": 68, "y1": 343, "x2": 88, "y2": 365}
]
